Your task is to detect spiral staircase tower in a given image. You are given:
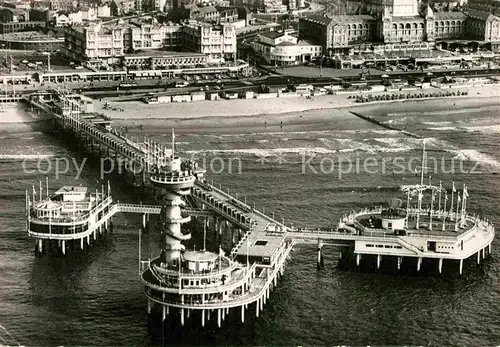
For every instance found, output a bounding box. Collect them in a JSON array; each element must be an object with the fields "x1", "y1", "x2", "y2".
[{"x1": 150, "y1": 130, "x2": 196, "y2": 267}]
